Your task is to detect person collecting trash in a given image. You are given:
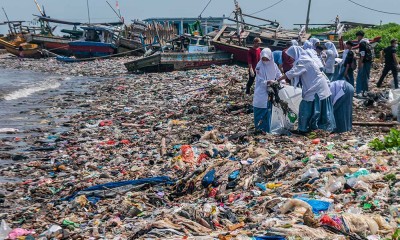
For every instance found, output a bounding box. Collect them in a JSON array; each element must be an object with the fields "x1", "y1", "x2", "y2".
[
  {"x1": 276, "y1": 46, "x2": 336, "y2": 134},
  {"x1": 338, "y1": 41, "x2": 356, "y2": 86},
  {"x1": 252, "y1": 48, "x2": 283, "y2": 133},
  {"x1": 303, "y1": 40, "x2": 324, "y2": 71},
  {"x1": 246, "y1": 38, "x2": 262, "y2": 95},
  {"x1": 282, "y1": 40, "x2": 298, "y2": 74},
  {"x1": 324, "y1": 41, "x2": 339, "y2": 81},
  {"x1": 329, "y1": 80, "x2": 354, "y2": 133},
  {"x1": 355, "y1": 30, "x2": 373, "y2": 96}
]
